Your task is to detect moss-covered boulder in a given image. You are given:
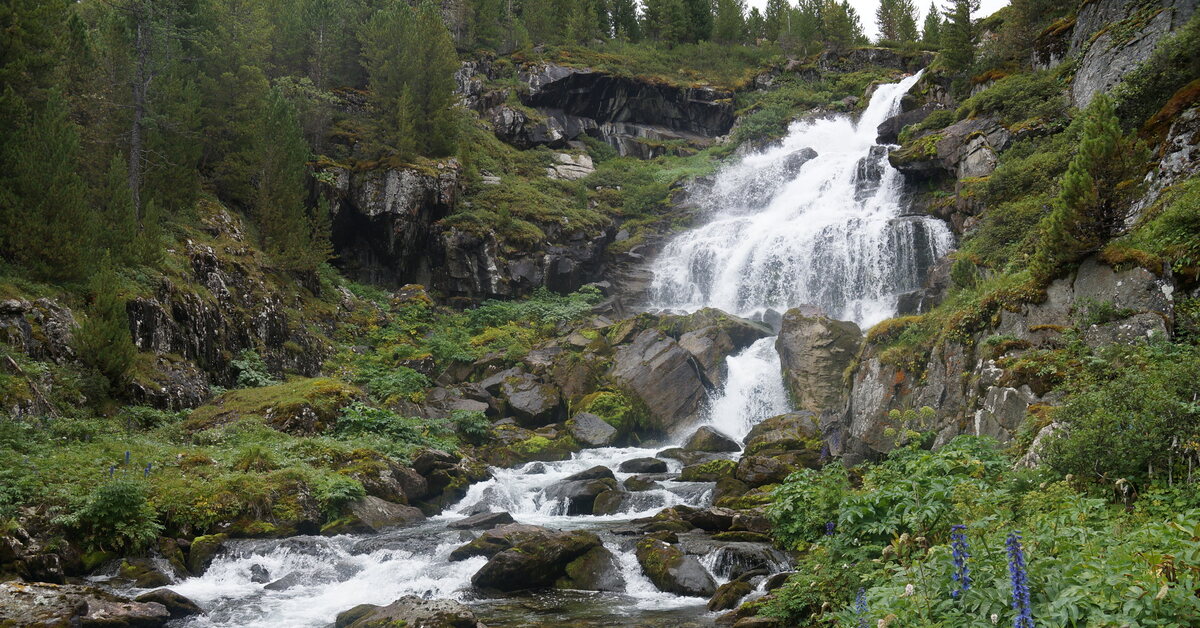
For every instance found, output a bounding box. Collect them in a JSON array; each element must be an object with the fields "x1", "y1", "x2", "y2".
[
  {"x1": 320, "y1": 496, "x2": 424, "y2": 535},
  {"x1": 184, "y1": 378, "x2": 360, "y2": 435},
  {"x1": 117, "y1": 557, "x2": 173, "y2": 588},
  {"x1": 708, "y1": 579, "x2": 754, "y2": 611},
  {"x1": 634, "y1": 537, "x2": 717, "y2": 597},
  {"x1": 499, "y1": 373, "x2": 562, "y2": 427},
  {"x1": 556, "y1": 545, "x2": 624, "y2": 592},
  {"x1": 575, "y1": 389, "x2": 651, "y2": 441},
  {"x1": 679, "y1": 458, "x2": 737, "y2": 482},
  {"x1": 334, "y1": 595, "x2": 485, "y2": 628},
  {"x1": 470, "y1": 529, "x2": 604, "y2": 592},
  {"x1": 449, "y1": 524, "x2": 556, "y2": 561},
  {"x1": 187, "y1": 533, "x2": 228, "y2": 576},
  {"x1": 682, "y1": 426, "x2": 741, "y2": 452},
  {"x1": 478, "y1": 423, "x2": 580, "y2": 467},
  {"x1": 743, "y1": 412, "x2": 823, "y2": 456},
  {"x1": 566, "y1": 411, "x2": 618, "y2": 447},
  {"x1": 734, "y1": 456, "x2": 791, "y2": 487}
]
